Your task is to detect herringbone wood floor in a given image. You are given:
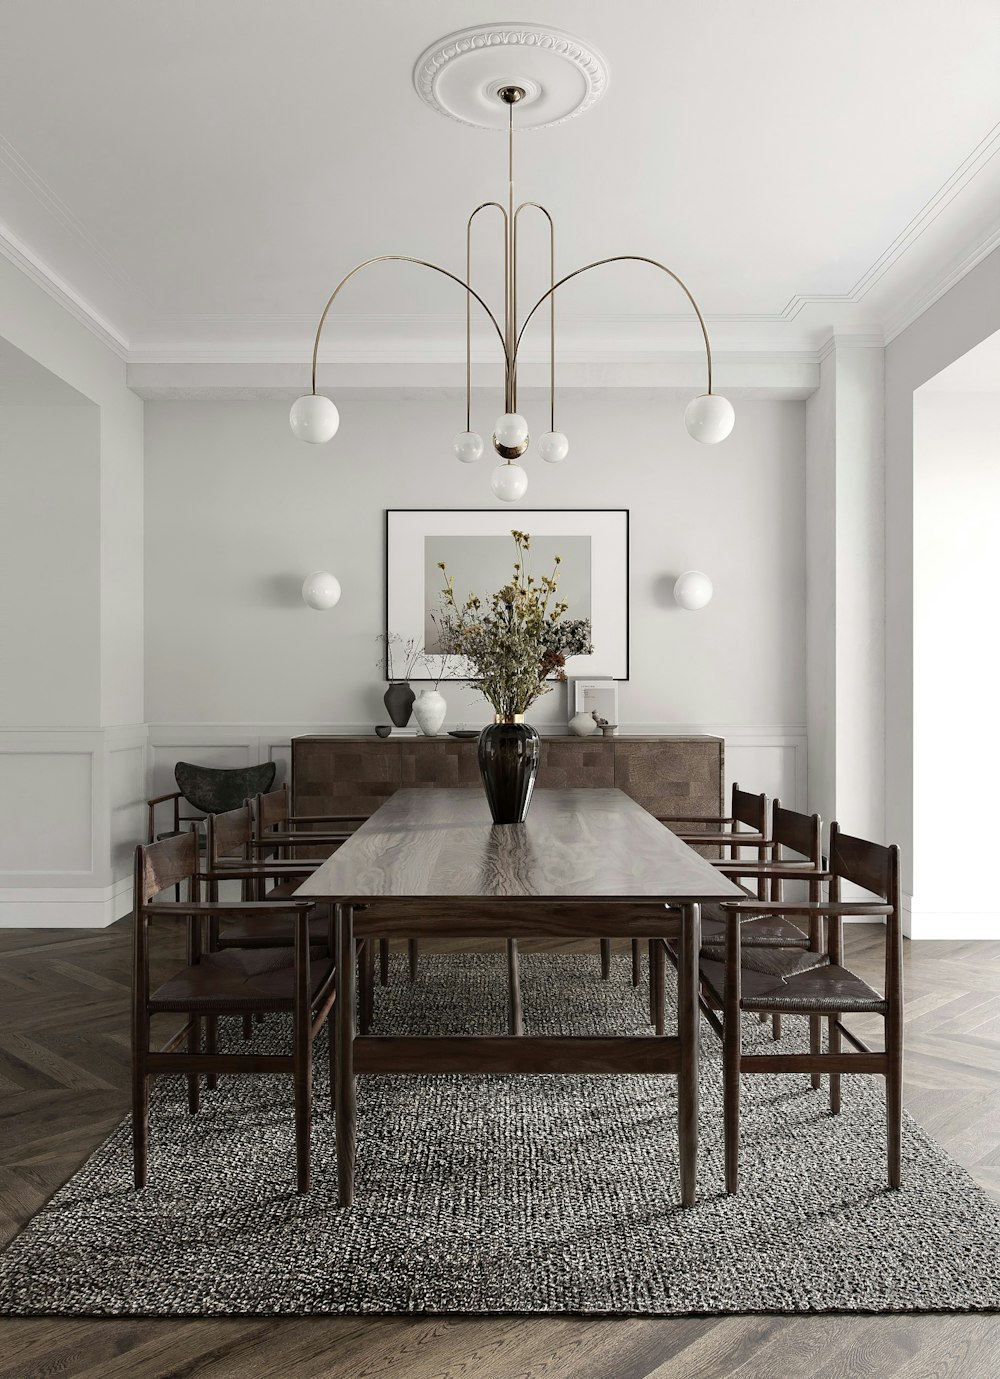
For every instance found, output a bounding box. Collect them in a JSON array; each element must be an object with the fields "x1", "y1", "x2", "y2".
[{"x1": 0, "y1": 924, "x2": 998, "y2": 1378}]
